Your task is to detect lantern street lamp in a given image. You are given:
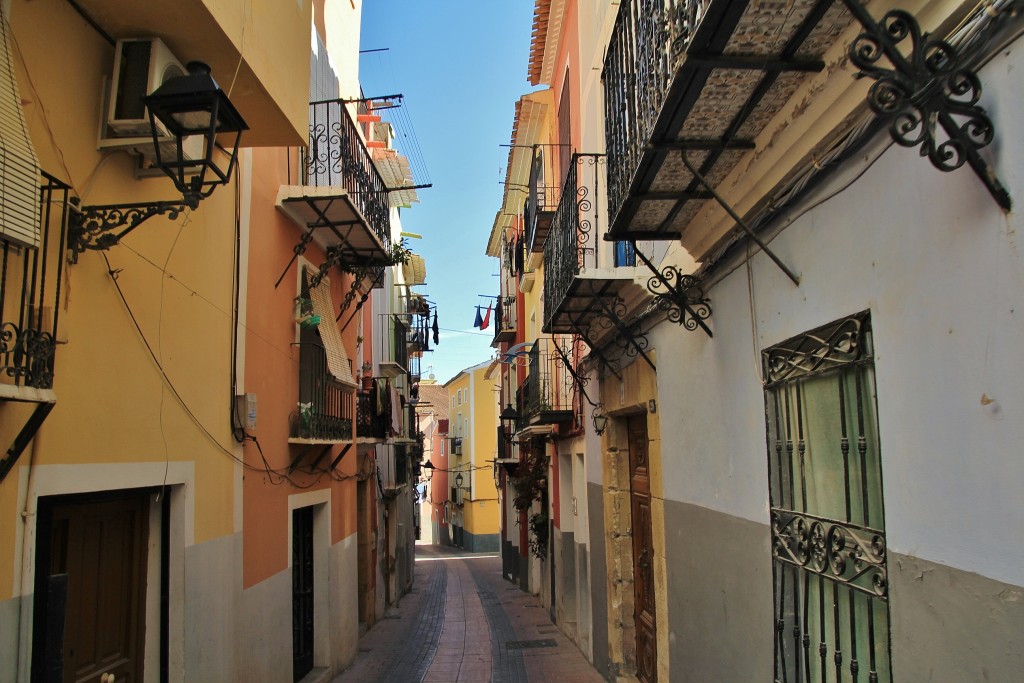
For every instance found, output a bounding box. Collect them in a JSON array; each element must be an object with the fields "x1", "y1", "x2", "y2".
[
  {"x1": 592, "y1": 404, "x2": 609, "y2": 436},
  {"x1": 69, "y1": 61, "x2": 248, "y2": 257}
]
